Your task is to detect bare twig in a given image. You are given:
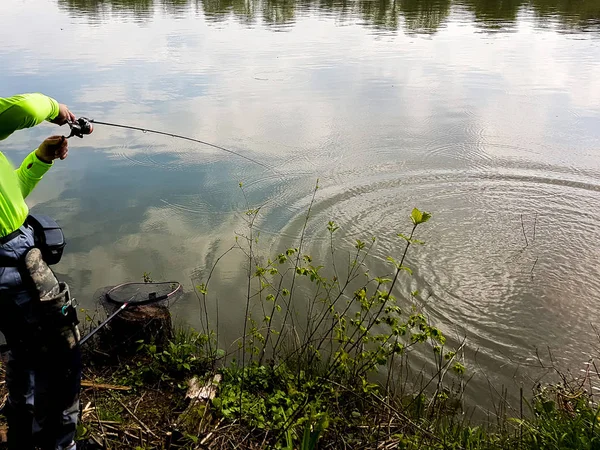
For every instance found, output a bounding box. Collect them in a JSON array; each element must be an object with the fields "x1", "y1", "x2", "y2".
[
  {"x1": 90, "y1": 434, "x2": 103, "y2": 448},
  {"x1": 530, "y1": 257, "x2": 538, "y2": 280},
  {"x1": 109, "y1": 392, "x2": 158, "y2": 439},
  {"x1": 92, "y1": 390, "x2": 108, "y2": 449},
  {"x1": 133, "y1": 391, "x2": 146, "y2": 414},
  {"x1": 520, "y1": 214, "x2": 528, "y2": 248}
]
